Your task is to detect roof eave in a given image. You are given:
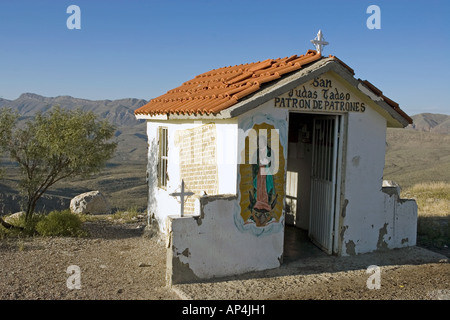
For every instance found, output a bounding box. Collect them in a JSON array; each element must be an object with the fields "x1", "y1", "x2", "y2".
[
  {"x1": 135, "y1": 113, "x2": 169, "y2": 120},
  {"x1": 136, "y1": 57, "x2": 411, "y2": 128},
  {"x1": 222, "y1": 57, "x2": 411, "y2": 128}
]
